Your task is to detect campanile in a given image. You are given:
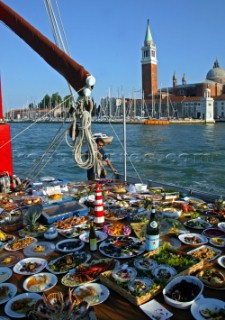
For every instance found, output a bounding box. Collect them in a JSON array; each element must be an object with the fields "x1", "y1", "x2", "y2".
[{"x1": 141, "y1": 19, "x2": 158, "y2": 98}]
